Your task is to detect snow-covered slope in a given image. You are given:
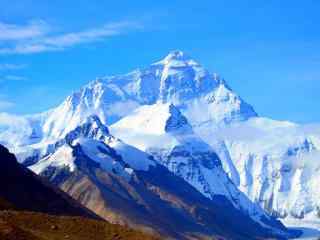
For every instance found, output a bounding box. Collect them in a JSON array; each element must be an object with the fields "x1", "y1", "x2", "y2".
[
  {"x1": 28, "y1": 115, "x2": 155, "y2": 179},
  {"x1": 110, "y1": 103, "x2": 276, "y2": 226},
  {"x1": 25, "y1": 115, "x2": 294, "y2": 240},
  {"x1": 195, "y1": 118, "x2": 320, "y2": 221}
]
